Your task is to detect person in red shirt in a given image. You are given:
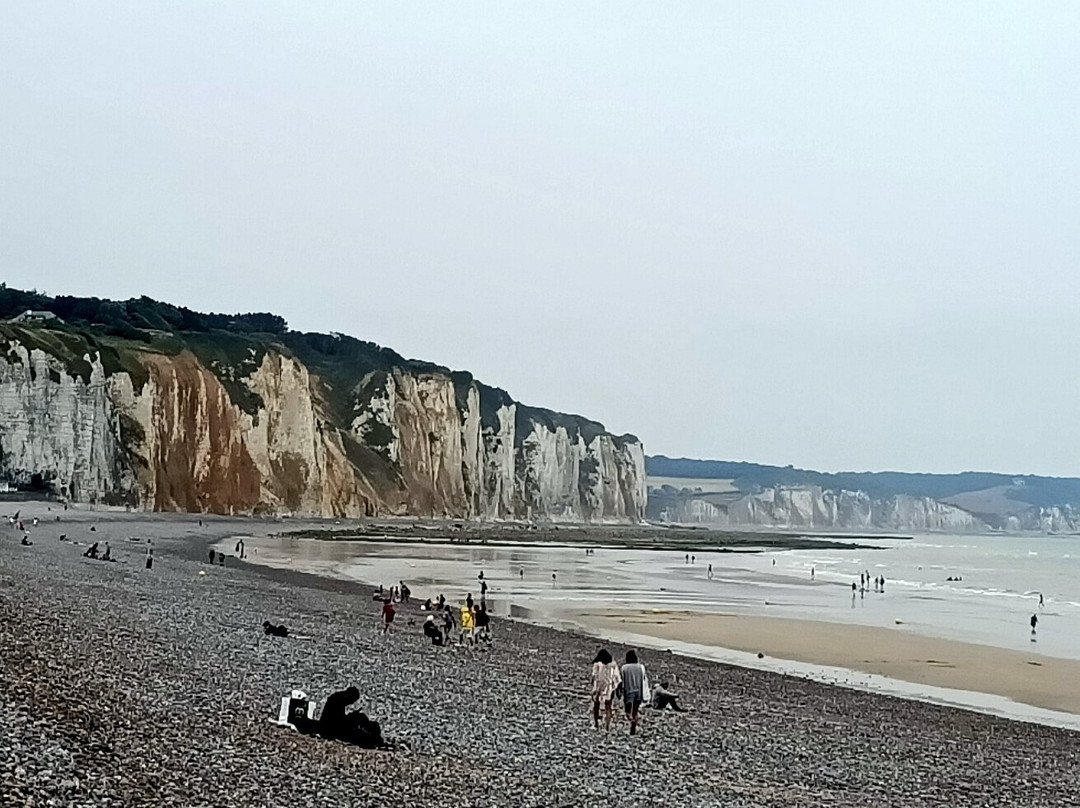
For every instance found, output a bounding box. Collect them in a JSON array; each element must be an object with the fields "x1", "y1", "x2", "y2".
[{"x1": 381, "y1": 598, "x2": 395, "y2": 634}]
